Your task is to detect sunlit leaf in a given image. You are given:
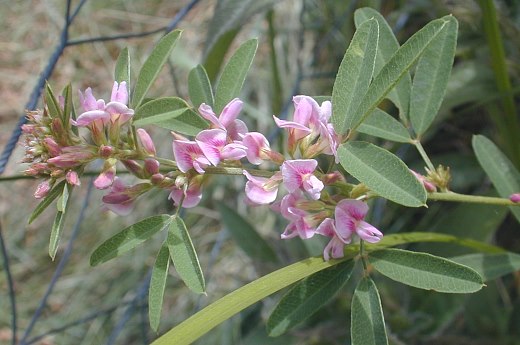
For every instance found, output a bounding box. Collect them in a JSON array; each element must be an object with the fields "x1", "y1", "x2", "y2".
[
  {"x1": 332, "y1": 18, "x2": 379, "y2": 135},
  {"x1": 167, "y1": 217, "x2": 205, "y2": 293},
  {"x1": 61, "y1": 84, "x2": 73, "y2": 130},
  {"x1": 354, "y1": 7, "x2": 411, "y2": 121},
  {"x1": 410, "y1": 16, "x2": 458, "y2": 136},
  {"x1": 115, "y1": 47, "x2": 131, "y2": 88},
  {"x1": 267, "y1": 260, "x2": 354, "y2": 336},
  {"x1": 189, "y1": 64, "x2": 214, "y2": 108},
  {"x1": 337, "y1": 141, "x2": 426, "y2": 207},
  {"x1": 90, "y1": 215, "x2": 171, "y2": 266},
  {"x1": 44, "y1": 82, "x2": 62, "y2": 119},
  {"x1": 472, "y1": 135, "x2": 520, "y2": 222},
  {"x1": 369, "y1": 248, "x2": 484, "y2": 293},
  {"x1": 131, "y1": 30, "x2": 182, "y2": 108},
  {"x1": 149, "y1": 243, "x2": 170, "y2": 332},
  {"x1": 357, "y1": 108, "x2": 412, "y2": 143},
  {"x1": 351, "y1": 277, "x2": 388, "y2": 345},
  {"x1": 214, "y1": 38, "x2": 258, "y2": 113},
  {"x1": 352, "y1": 16, "x2": 454, "y2": 131}
]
